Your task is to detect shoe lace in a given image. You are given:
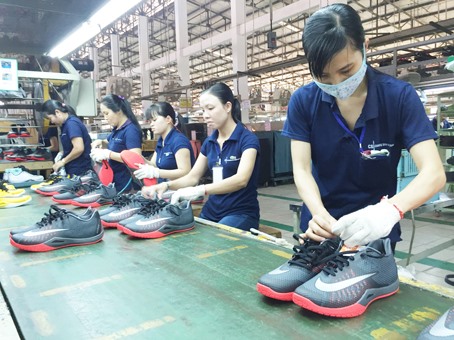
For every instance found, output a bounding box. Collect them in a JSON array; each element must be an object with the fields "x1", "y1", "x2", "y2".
[
  {"x1": 138, "y1": 199, "x2": 168, "y2": 217},
  {"x1": 110, "y1": 194, "x2": 135, "y2": 208},
  {"x1": 322, "y1": 245, "x2": 383, "y2": 276},
  {"x1": 288, "y1": 236, "x2": 340, "y2": 269},
  {"x1": 36, "y1": 205, "x2": 68, "y2": 228}
]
